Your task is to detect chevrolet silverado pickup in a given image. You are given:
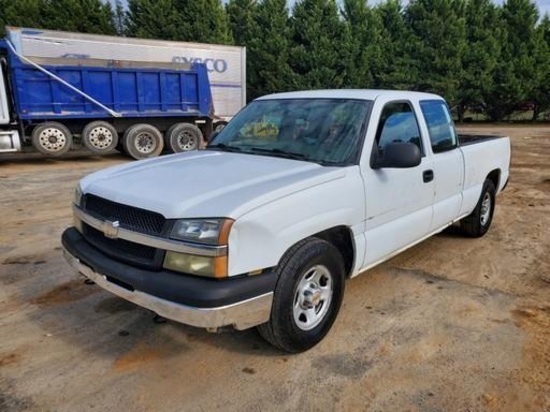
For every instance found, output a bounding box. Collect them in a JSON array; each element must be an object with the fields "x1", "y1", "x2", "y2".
[{"x1": 62, "y1": 90, "x2": 511, "y2": 353}]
